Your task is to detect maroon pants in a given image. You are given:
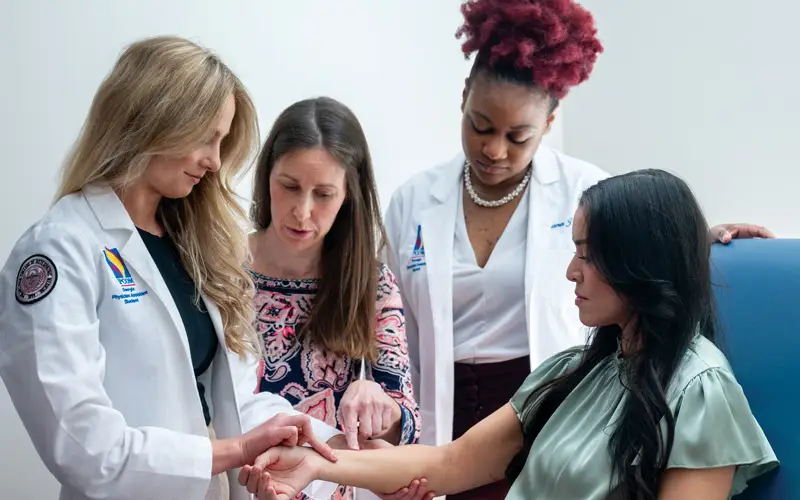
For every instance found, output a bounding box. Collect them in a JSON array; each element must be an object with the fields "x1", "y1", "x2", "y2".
[{"x1": 448, "y1": 356, "x2": 531, "y2": 500}]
